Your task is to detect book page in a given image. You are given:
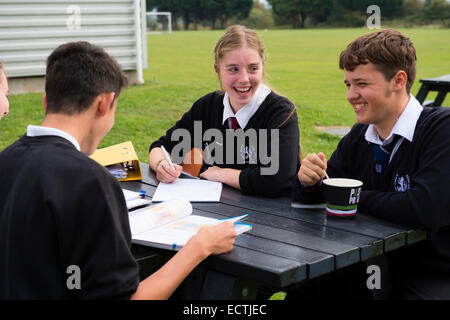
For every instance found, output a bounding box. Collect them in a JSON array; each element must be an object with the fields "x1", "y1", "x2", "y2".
[
  {"x1": 132, "y1": 215, "x2": 253, "y2": 249},
  {"x1": 152, "y1": 179, "x2": 223, "y2": 202},
  {"x1": 129, "y1": 198, "x2": 192, "y2": 235},
  {"x1": 133, "y1": 215, "x2": 223, "y2": 247}
]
